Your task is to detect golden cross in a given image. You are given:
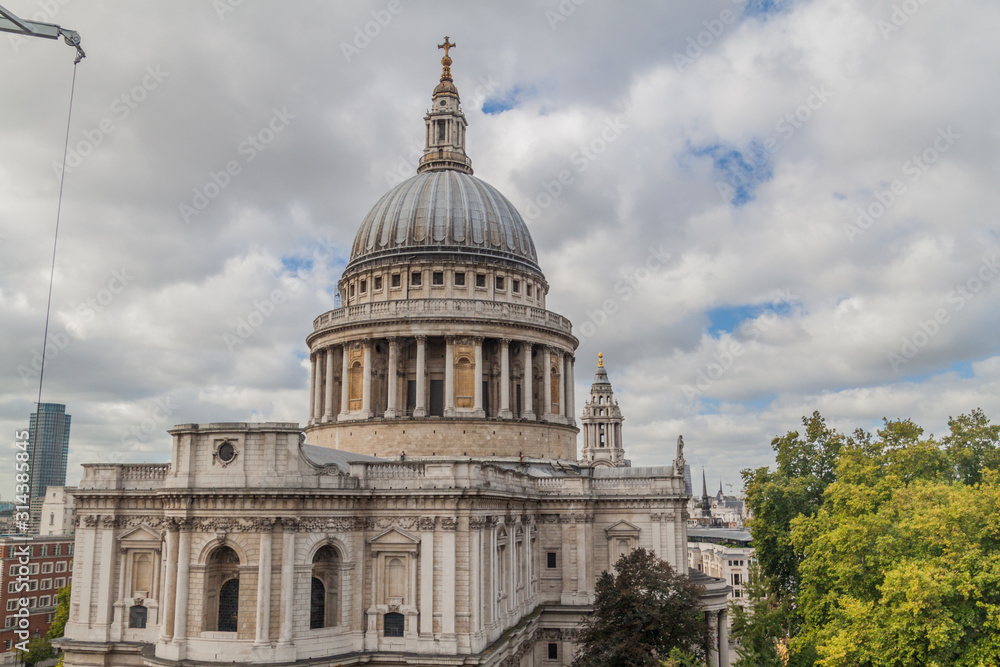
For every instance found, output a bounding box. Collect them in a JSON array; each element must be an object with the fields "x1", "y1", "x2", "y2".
[
  {"x1": 438, "y1": 36, "x2": 455, "y2": 57},
  {"x1": 598, "y1": 352, "x2": 604, "y2": 367}
]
